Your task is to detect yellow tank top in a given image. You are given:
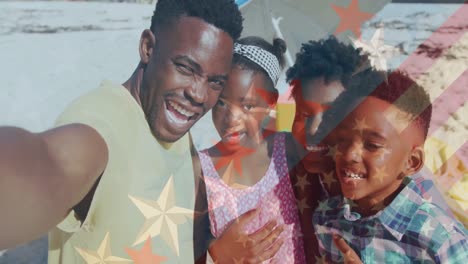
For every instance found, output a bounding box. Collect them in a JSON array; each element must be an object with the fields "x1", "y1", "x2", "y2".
[{"x1": 48, "y1": 81, "x2": 199, "y2": 263}]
